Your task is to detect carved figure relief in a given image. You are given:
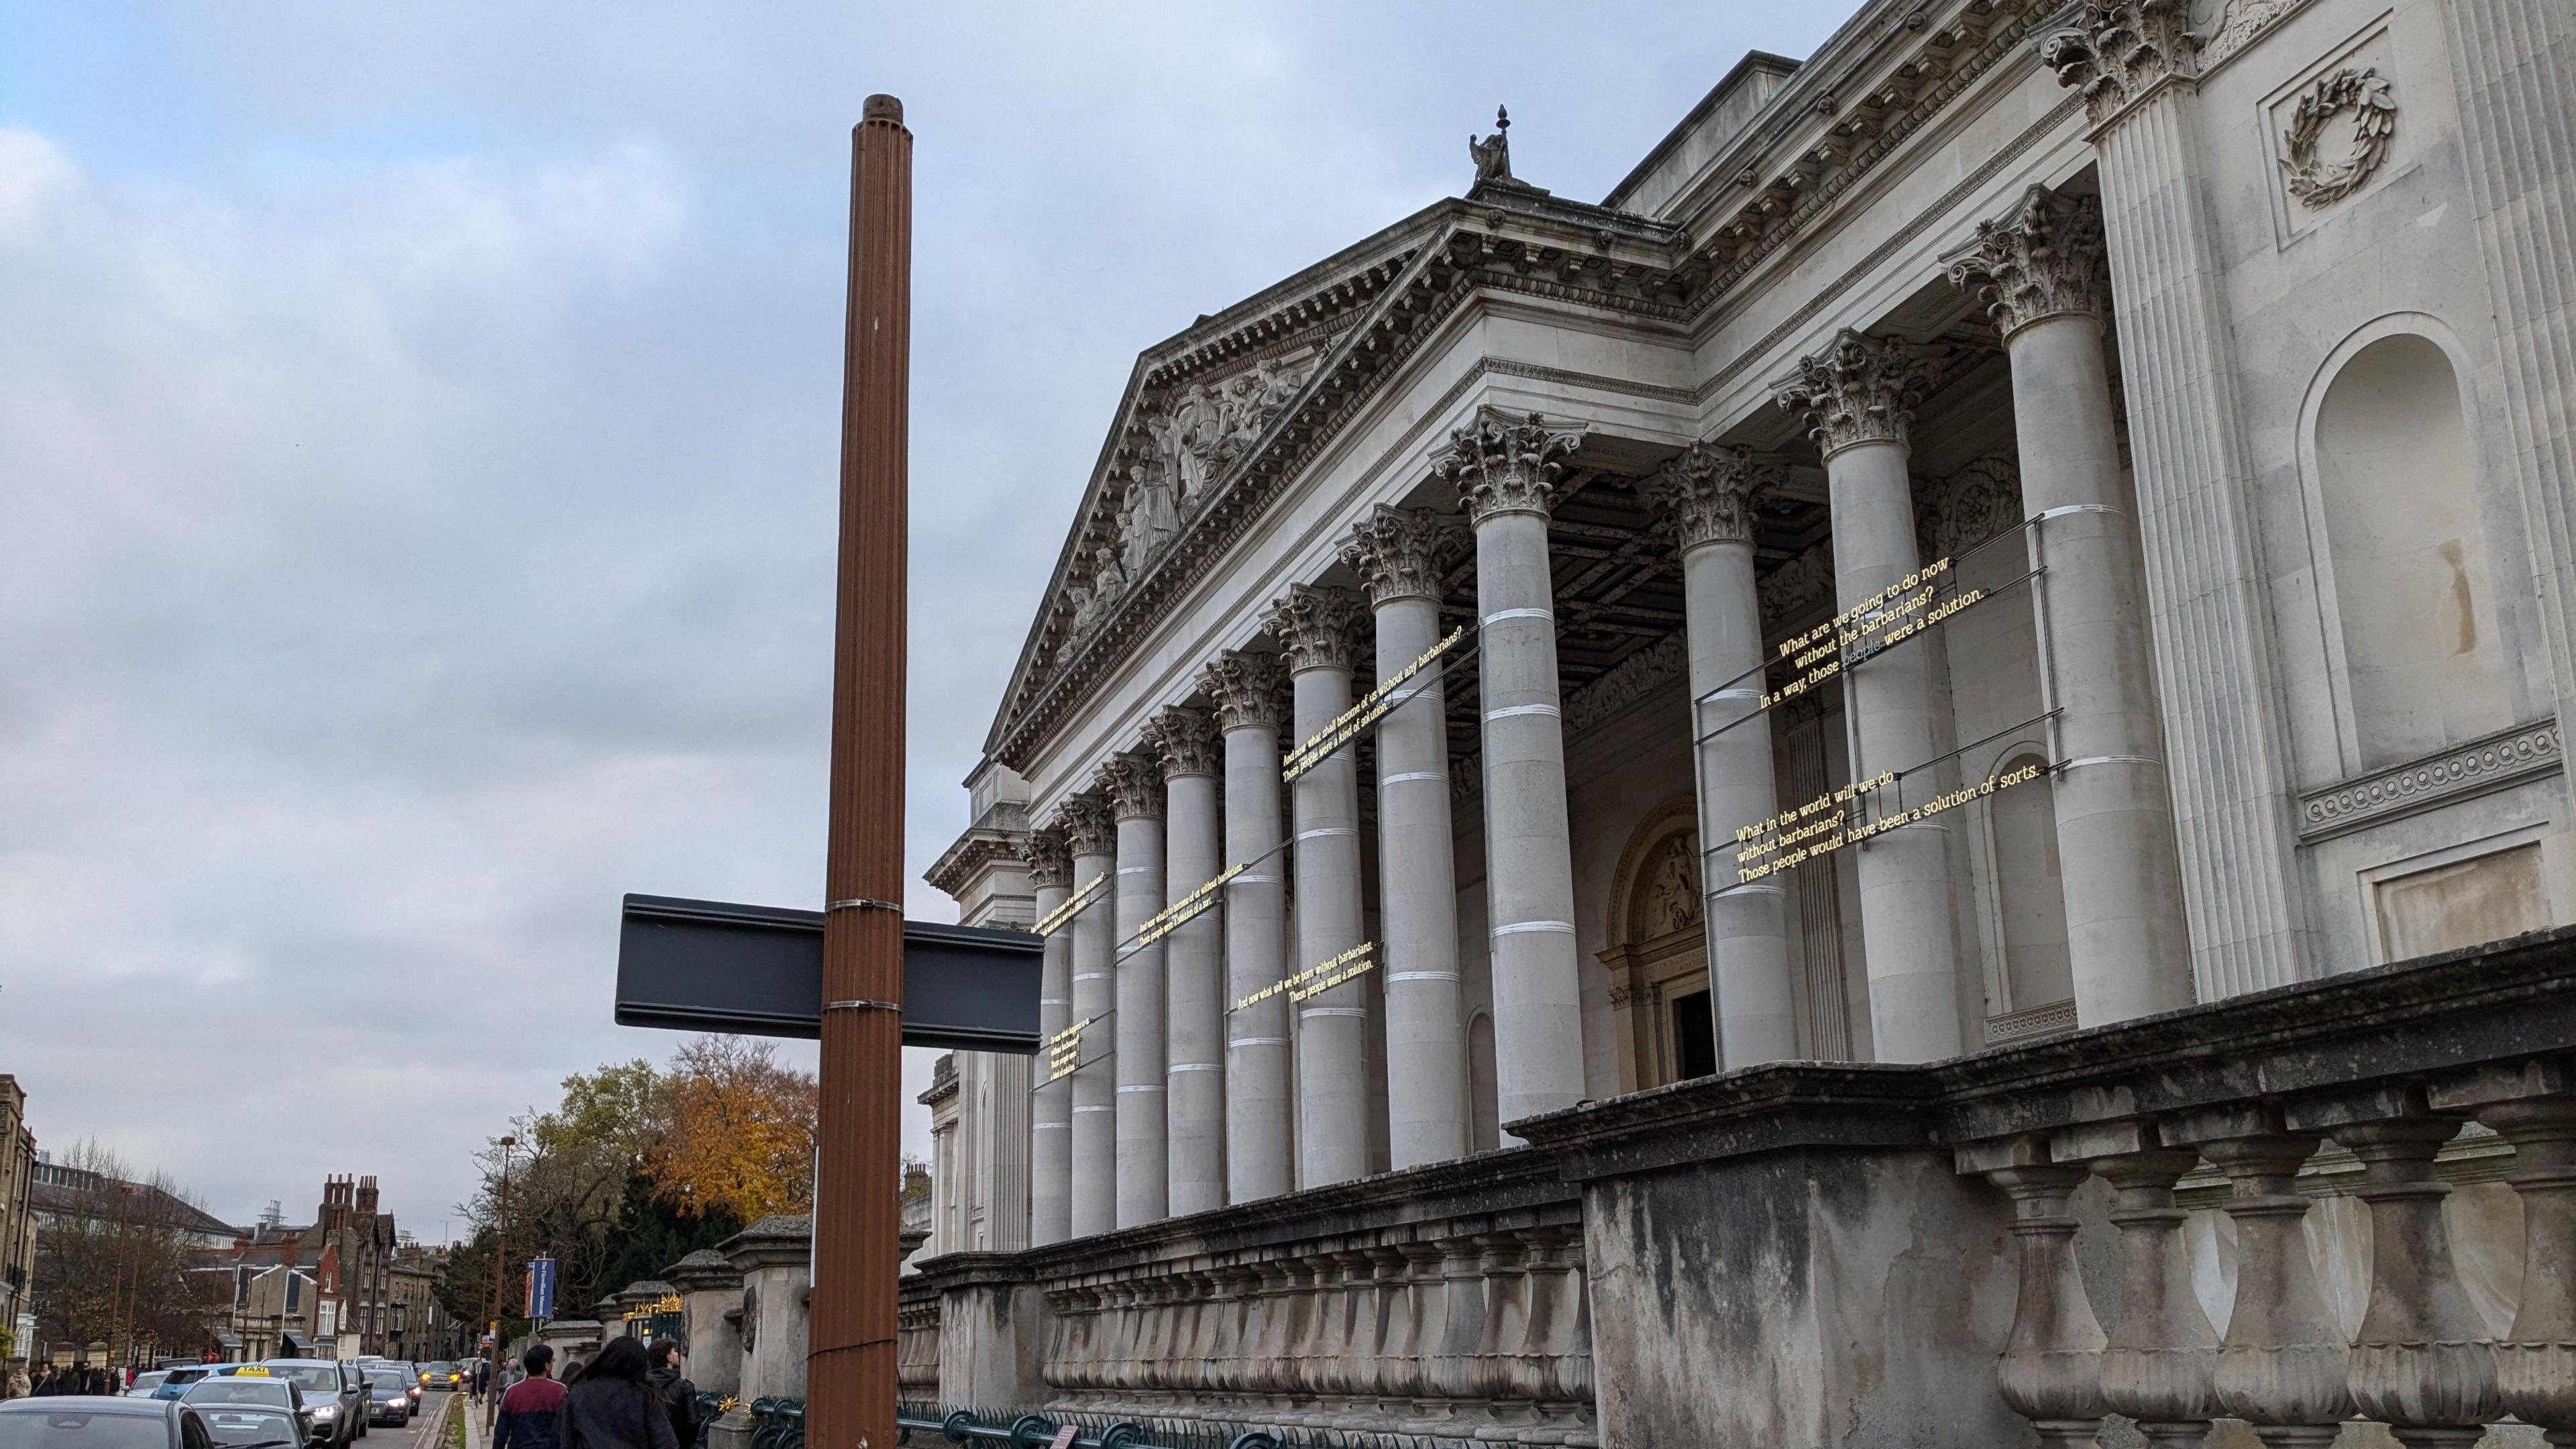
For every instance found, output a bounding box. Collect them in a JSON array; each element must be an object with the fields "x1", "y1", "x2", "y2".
[
  {"x1": 2279, "y1": 67, "x2": 2395, "y2": 210},
  {"x1": 1920, "y1": 455, "x2": 2027, "y2": 559},
  {"x1": 1144, "y1": 351, "x2": 1319, "y2": 515},
  {"x1": 1642, "y1": 833, "x2": 1704, "y2": 937}
]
